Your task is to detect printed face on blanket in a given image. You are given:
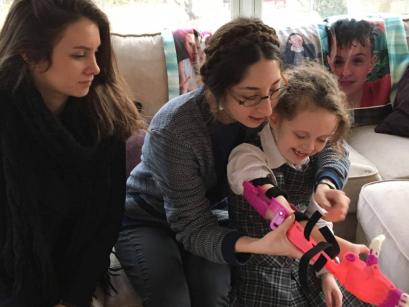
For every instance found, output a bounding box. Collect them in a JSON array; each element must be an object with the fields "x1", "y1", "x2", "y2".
[
  {"x1": 0, "y1": 0, "x2": 144, "y2": 306},
  {"x1": 327, "y1": 18, "x2": 390, "y2": 109}
]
